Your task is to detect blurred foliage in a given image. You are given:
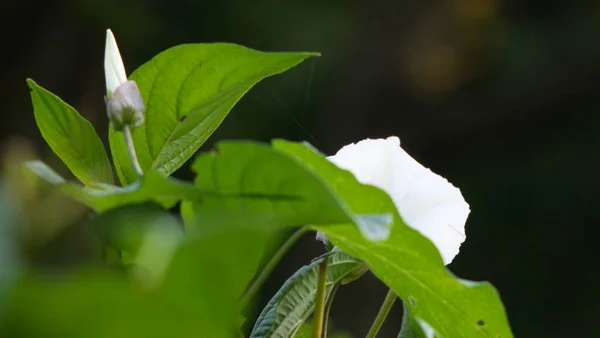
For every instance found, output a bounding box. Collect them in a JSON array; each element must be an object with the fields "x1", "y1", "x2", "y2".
[{"x1": 1, "y1": 0, "x2": 600, "y2": 337}]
